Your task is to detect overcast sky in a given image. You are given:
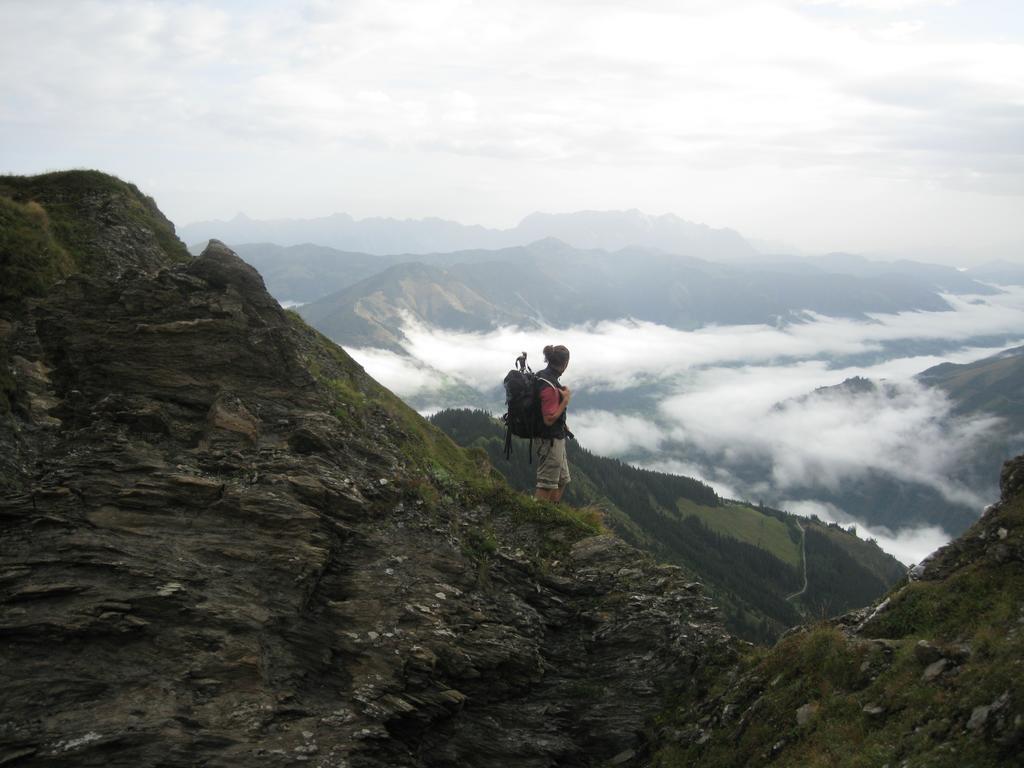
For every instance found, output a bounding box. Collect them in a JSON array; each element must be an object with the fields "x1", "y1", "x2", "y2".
[{"x1": 1, "y1": 0, "x2": 1022, "y2": 263}]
